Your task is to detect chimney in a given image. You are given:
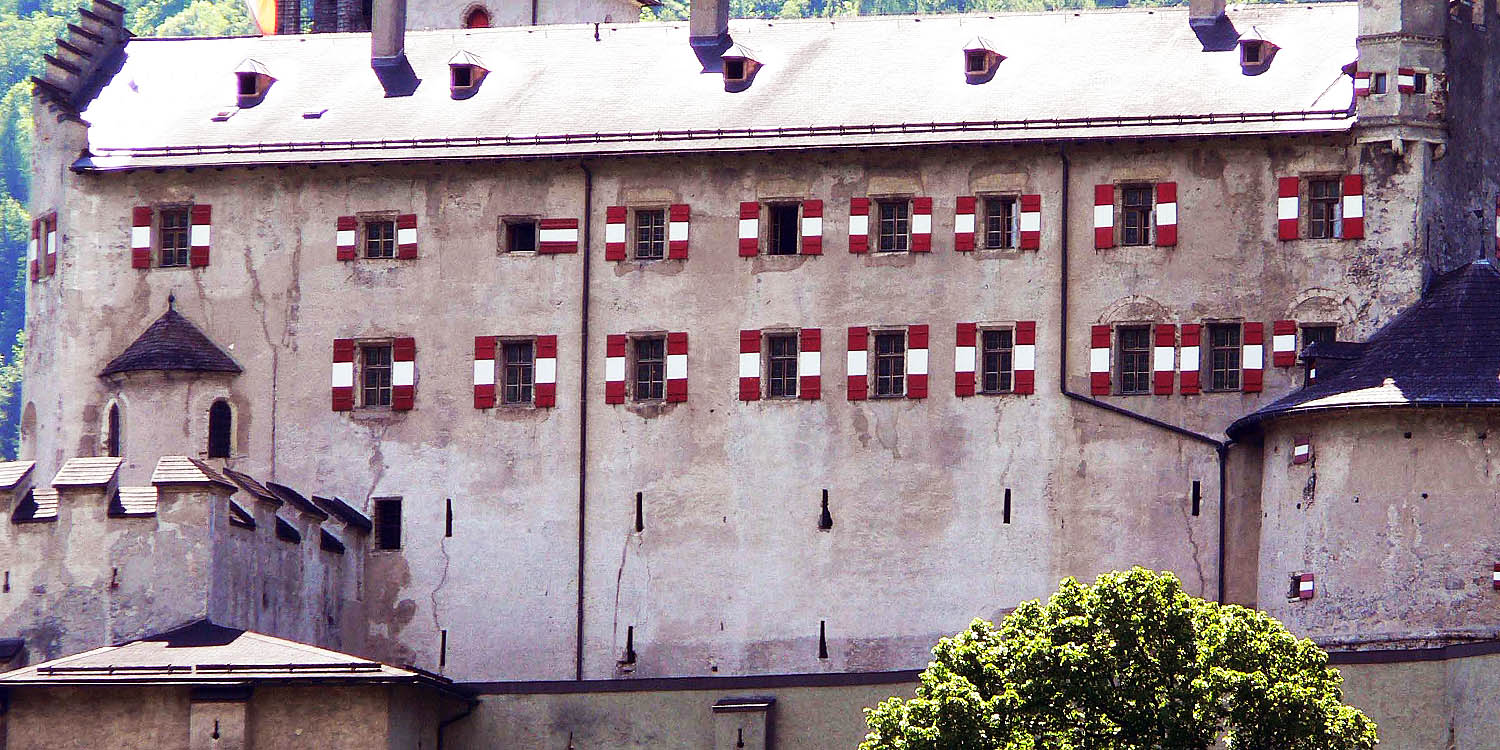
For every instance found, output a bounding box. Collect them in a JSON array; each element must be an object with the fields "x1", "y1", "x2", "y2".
[
  {"x1": 370, "y1": 0, "x2": 418, "y2": 96},
  {"x1": 276, "y1": 0, "x2": 301, "y2": 34},
  {"x1": 689, "y1": 0, "x2": 730, "y2": 49},
  {"x1": 1189, "y1": 0, "x2": 1226, "y2": 28}
]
